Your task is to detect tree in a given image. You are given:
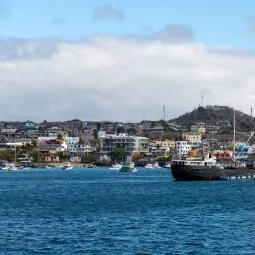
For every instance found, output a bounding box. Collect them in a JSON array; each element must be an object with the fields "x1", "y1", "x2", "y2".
[
  {"x1": 117, "y1": 126, "x2": 125, "y2": 134},
  {"x1": 127, "y1": 128, "x2": 137, "y2": 135},
  {"x1": 82, "y1": 153, "x2": 97, "y2": 163},
  {"x1": 31, "y1": 140, "x2": 37, "y2": 149},
  {"x1": 168, "y1": 148, "x2": 175, "y2": 161},
  {"x1": 96, "y1": 122, "x2": 101, "y2": 131},
  {"x1": 109, "y1": 148, "x2": 126, "y2": 162},
  {"x1": 57, "y1": 152, "x2": 70, "y2": 162},
  {"x1": 57, "y1": 133, "x2": 64, "y2": 140},
  {"x1": 226, "y1": 144, "x2": 234, "y2": 151},
  {"x1": 0, "y1": 149, "x2": 15, "y2": 162},
  {"x1": 29, "y1": 150, "x2": 44, "y2": 163}
]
